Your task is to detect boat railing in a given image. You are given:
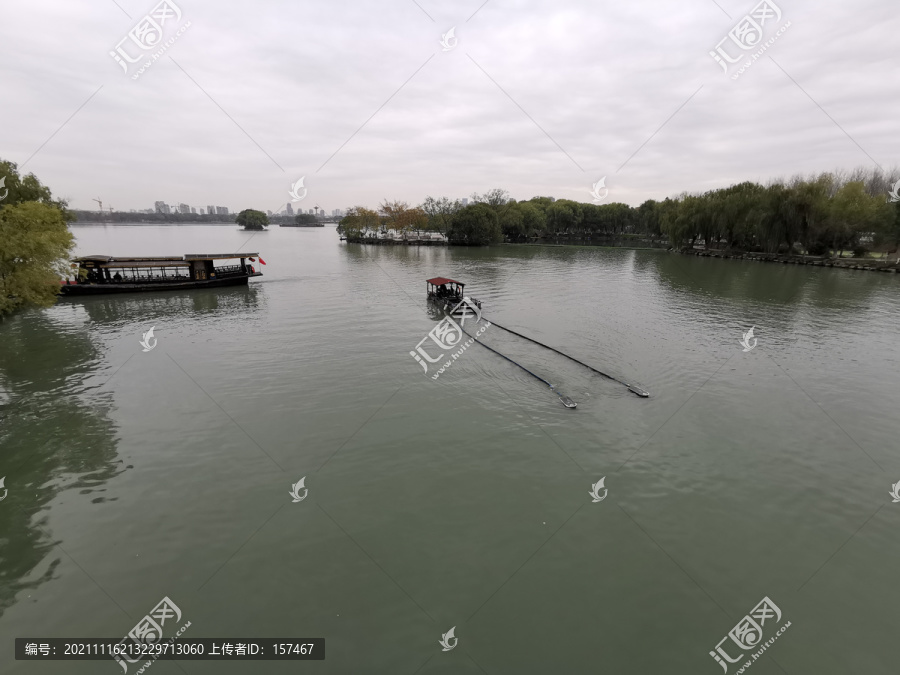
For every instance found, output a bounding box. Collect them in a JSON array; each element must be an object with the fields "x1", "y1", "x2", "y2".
[{"x1": 81, "y1": 272, "x2": 192, "y2": 284}]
